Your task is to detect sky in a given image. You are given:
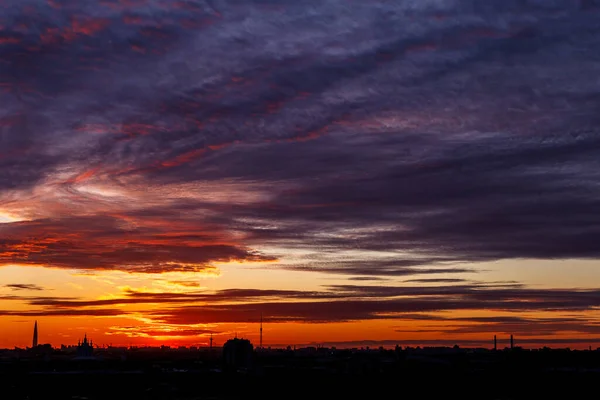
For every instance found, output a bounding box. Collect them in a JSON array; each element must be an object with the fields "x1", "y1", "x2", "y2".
[{"x1": 1, "y1": 0, "x2": 600, "y2": 350}]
